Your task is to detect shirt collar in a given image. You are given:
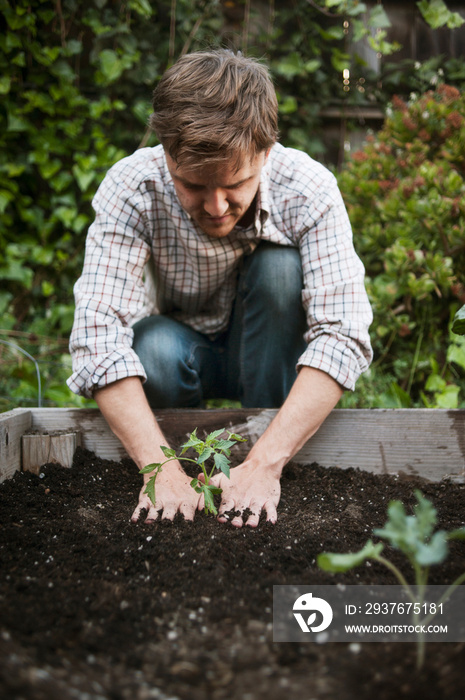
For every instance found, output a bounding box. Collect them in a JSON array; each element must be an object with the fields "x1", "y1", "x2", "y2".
[{"x1": 254, "y1": 159, "x2": 271, "y2": 231}]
